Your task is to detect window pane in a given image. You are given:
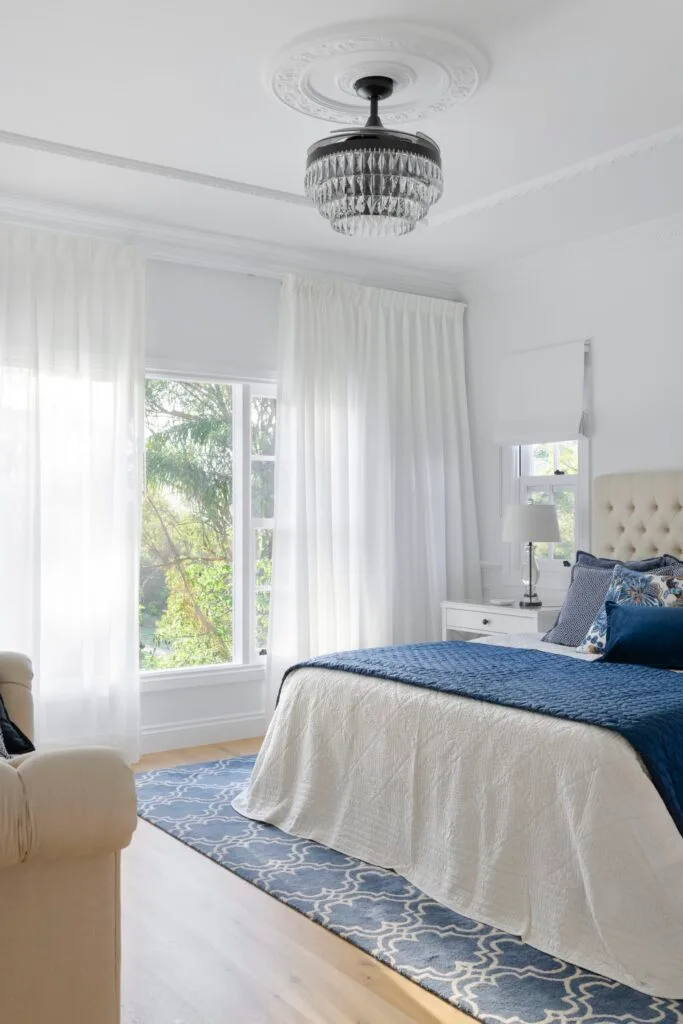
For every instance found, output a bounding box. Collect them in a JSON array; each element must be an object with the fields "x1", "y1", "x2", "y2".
[
  {"x1": 520, "y1": 440, "x2": 578, "y2": 477},
  {"x1": 557, "y1": 440, "x2": 579, "y2": 475},
  {"x1": 252, "y1": 461, "x2": 275, "y2": 519},
  {"x1": 552, "y1": 487, "x2": 576, "y2": 561},
  {"x1": 251, "y1": 396, "x2": 276, "y2": 456},
  {"x1": 528, "y1": 443, "x2": 554, "y2": 476},
  {"x1": 139, "y1": 379, "x2": 233, "y2": 669},
  {"x1": 255, "y1": 527, "x2": 273, "y2": 588},
  {"x1": 254, "y1": 527, "x2": 273, "y2": 655}
]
